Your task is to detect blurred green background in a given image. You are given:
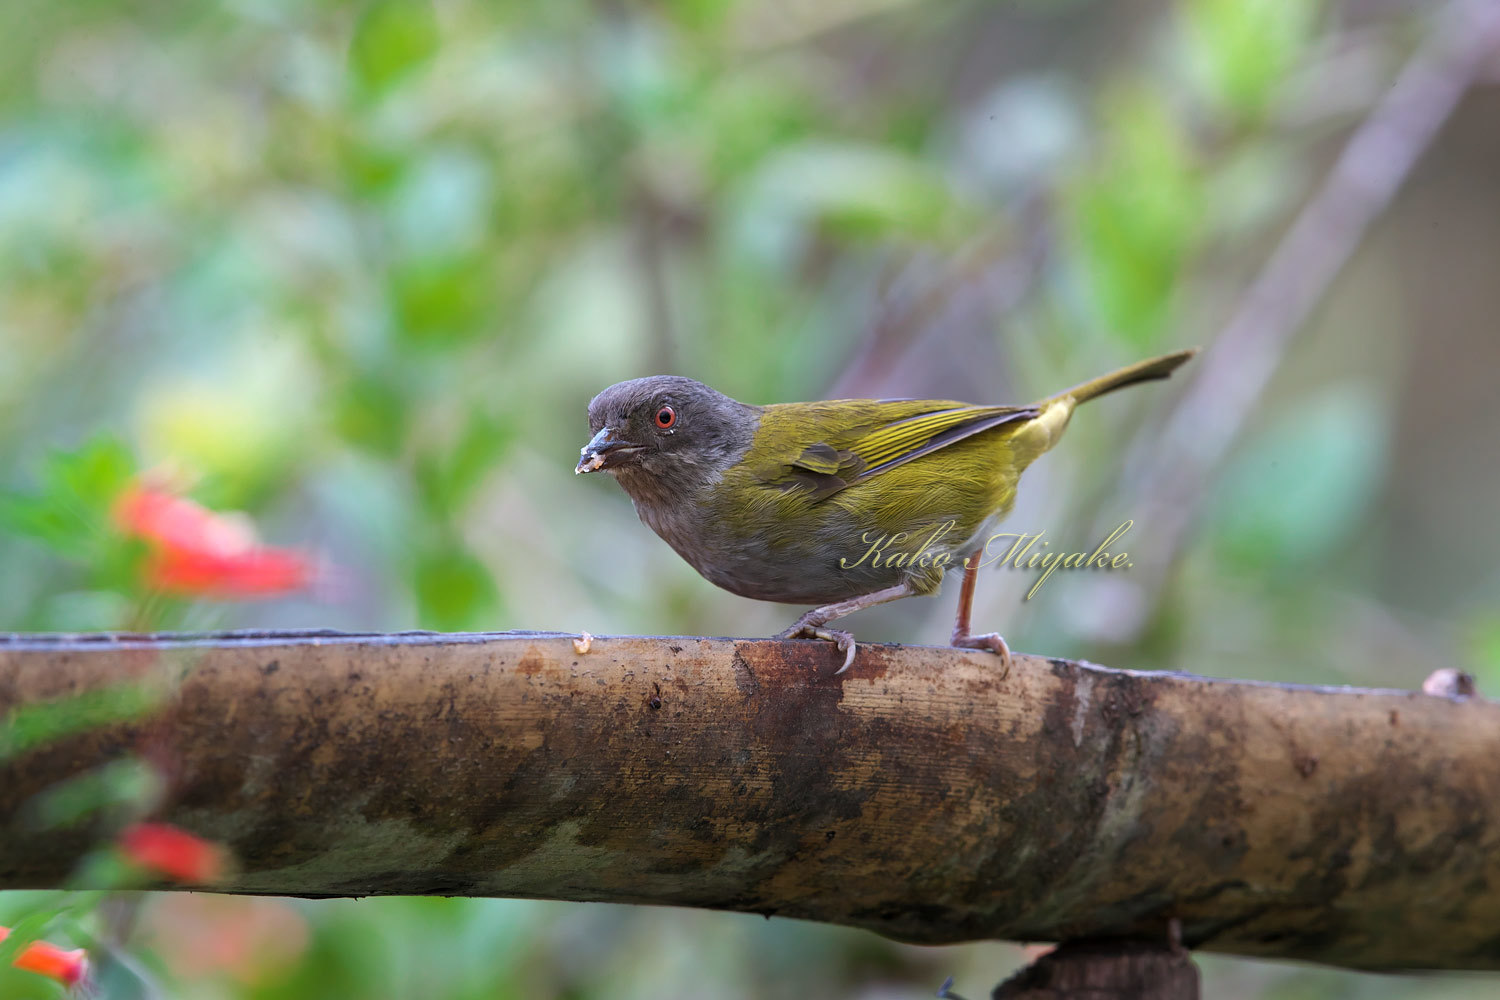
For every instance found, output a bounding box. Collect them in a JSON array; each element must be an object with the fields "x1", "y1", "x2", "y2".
[{"x1": 4, "y1": 0, "x2": 1500, "y2": 996}]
